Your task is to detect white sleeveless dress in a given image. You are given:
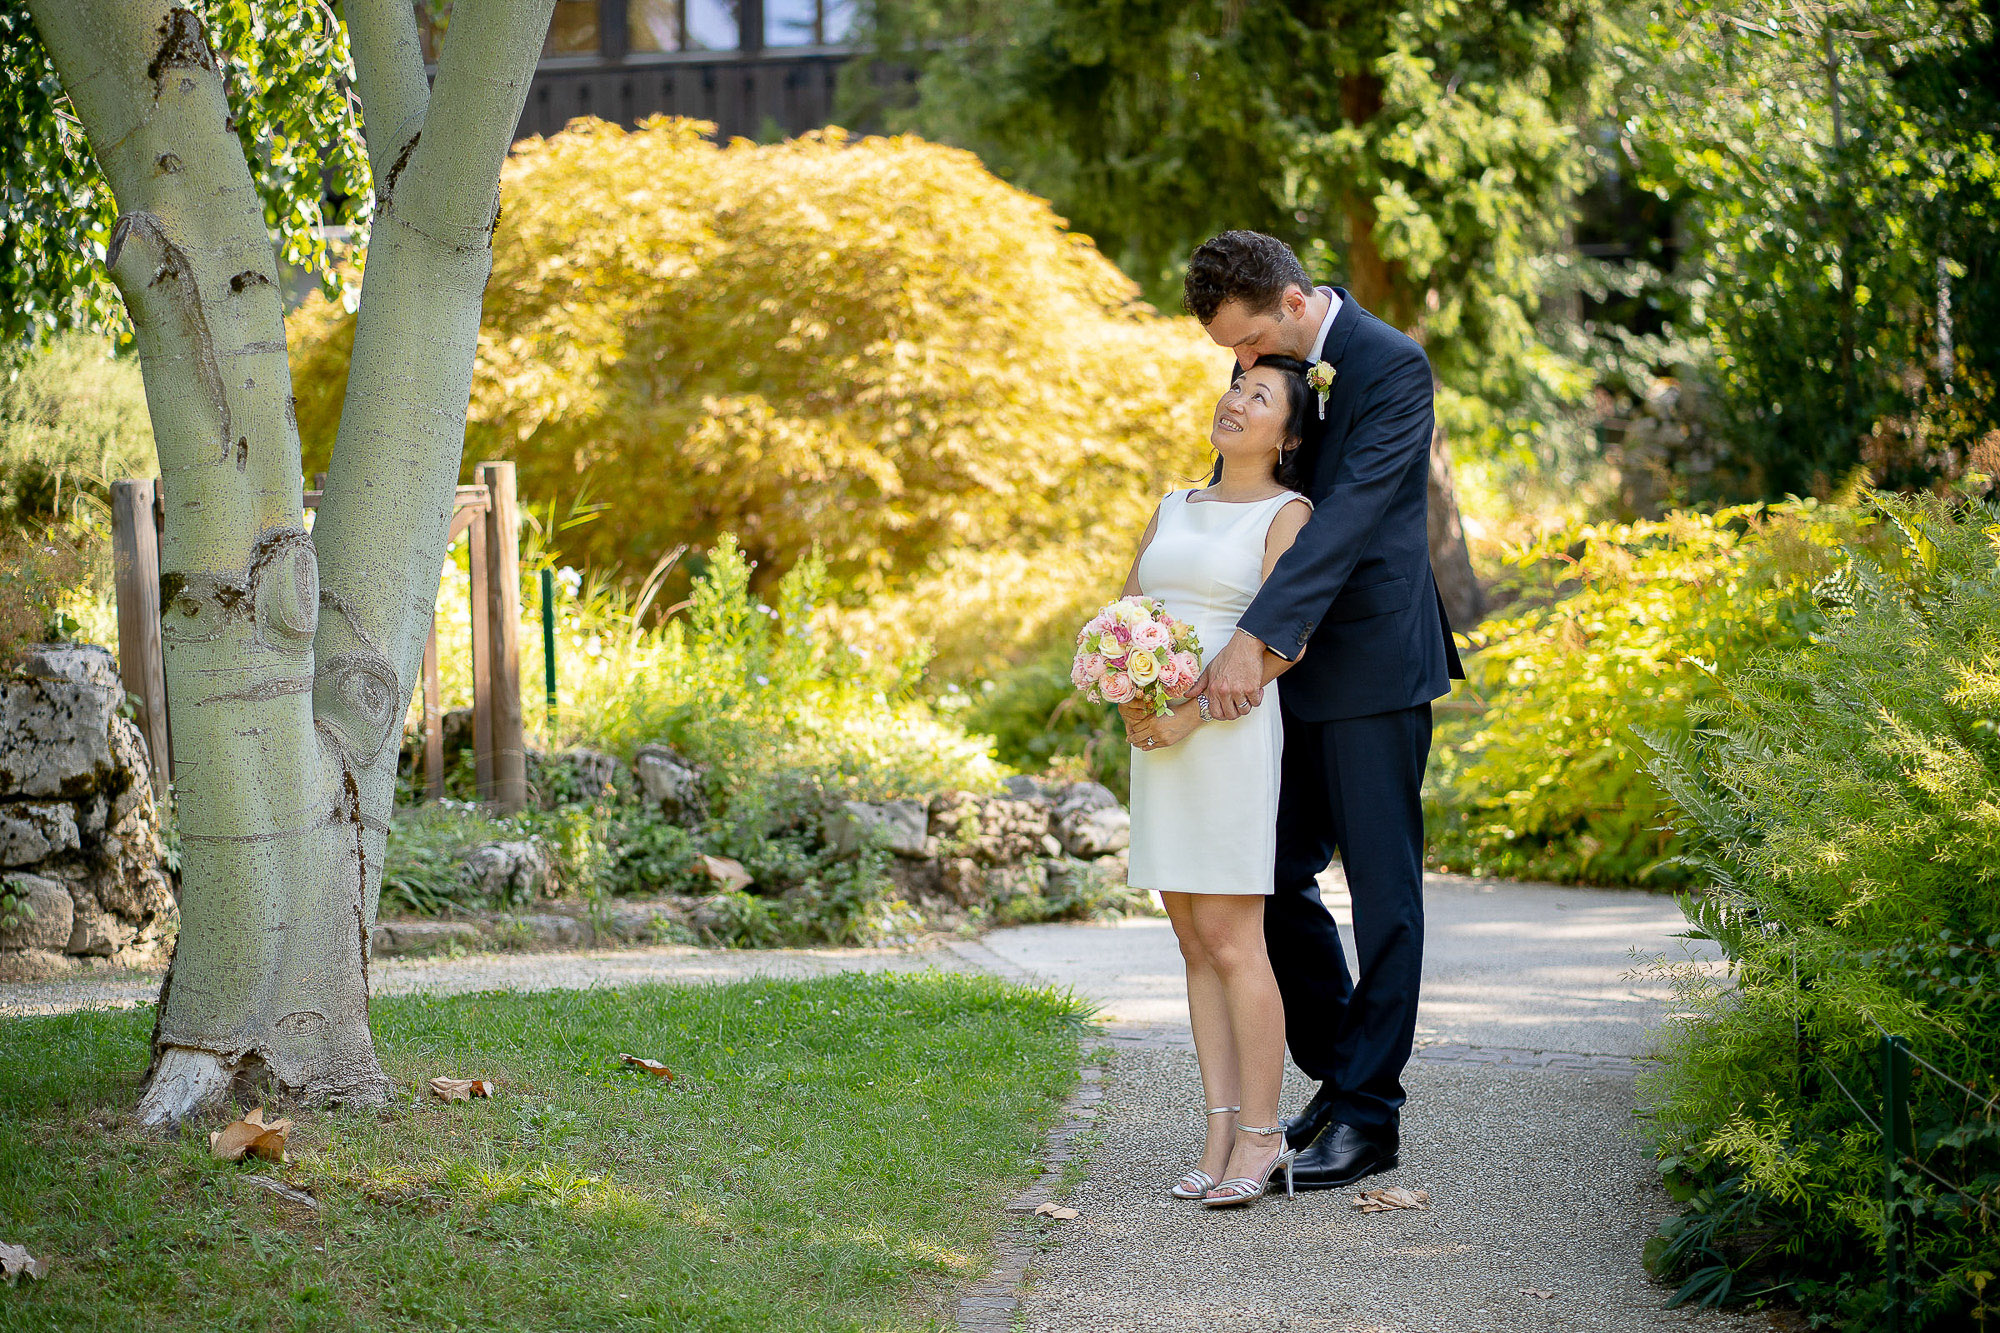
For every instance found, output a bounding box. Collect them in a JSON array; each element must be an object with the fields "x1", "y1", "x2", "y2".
[{"x1": 1126, "y1": 487, "x2": 1310, "y2": 896}]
